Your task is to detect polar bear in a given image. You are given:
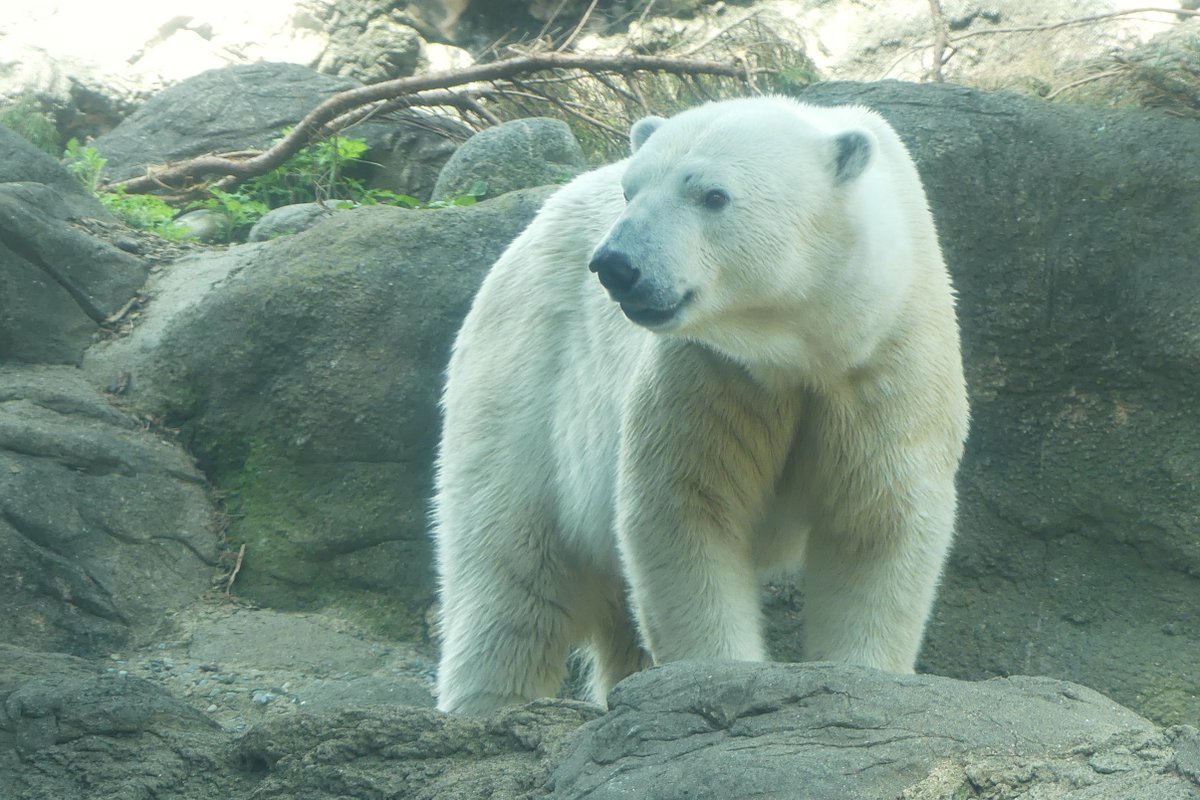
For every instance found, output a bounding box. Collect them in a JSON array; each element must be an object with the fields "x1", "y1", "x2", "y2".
[{"x1": 432, "y1": 96, "x2": 968, "y2": 715}]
